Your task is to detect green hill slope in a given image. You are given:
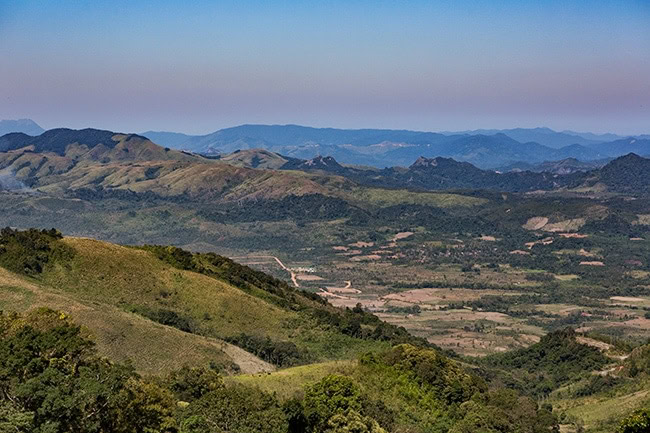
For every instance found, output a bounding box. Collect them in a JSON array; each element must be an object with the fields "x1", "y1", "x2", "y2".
[{"x1": 0, "y1": 228, "x2": 428, "y2": 372}]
